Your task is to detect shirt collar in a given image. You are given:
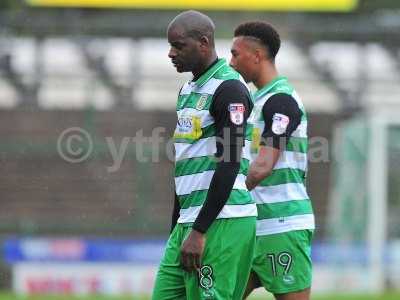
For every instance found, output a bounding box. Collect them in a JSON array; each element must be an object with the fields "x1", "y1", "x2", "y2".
[
  {"x1": 192, "y1": 58, "x2": 227, "y2": 87},
  {"x1": 253, "y1": 76, "x2": 288, "y2": 99}
]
